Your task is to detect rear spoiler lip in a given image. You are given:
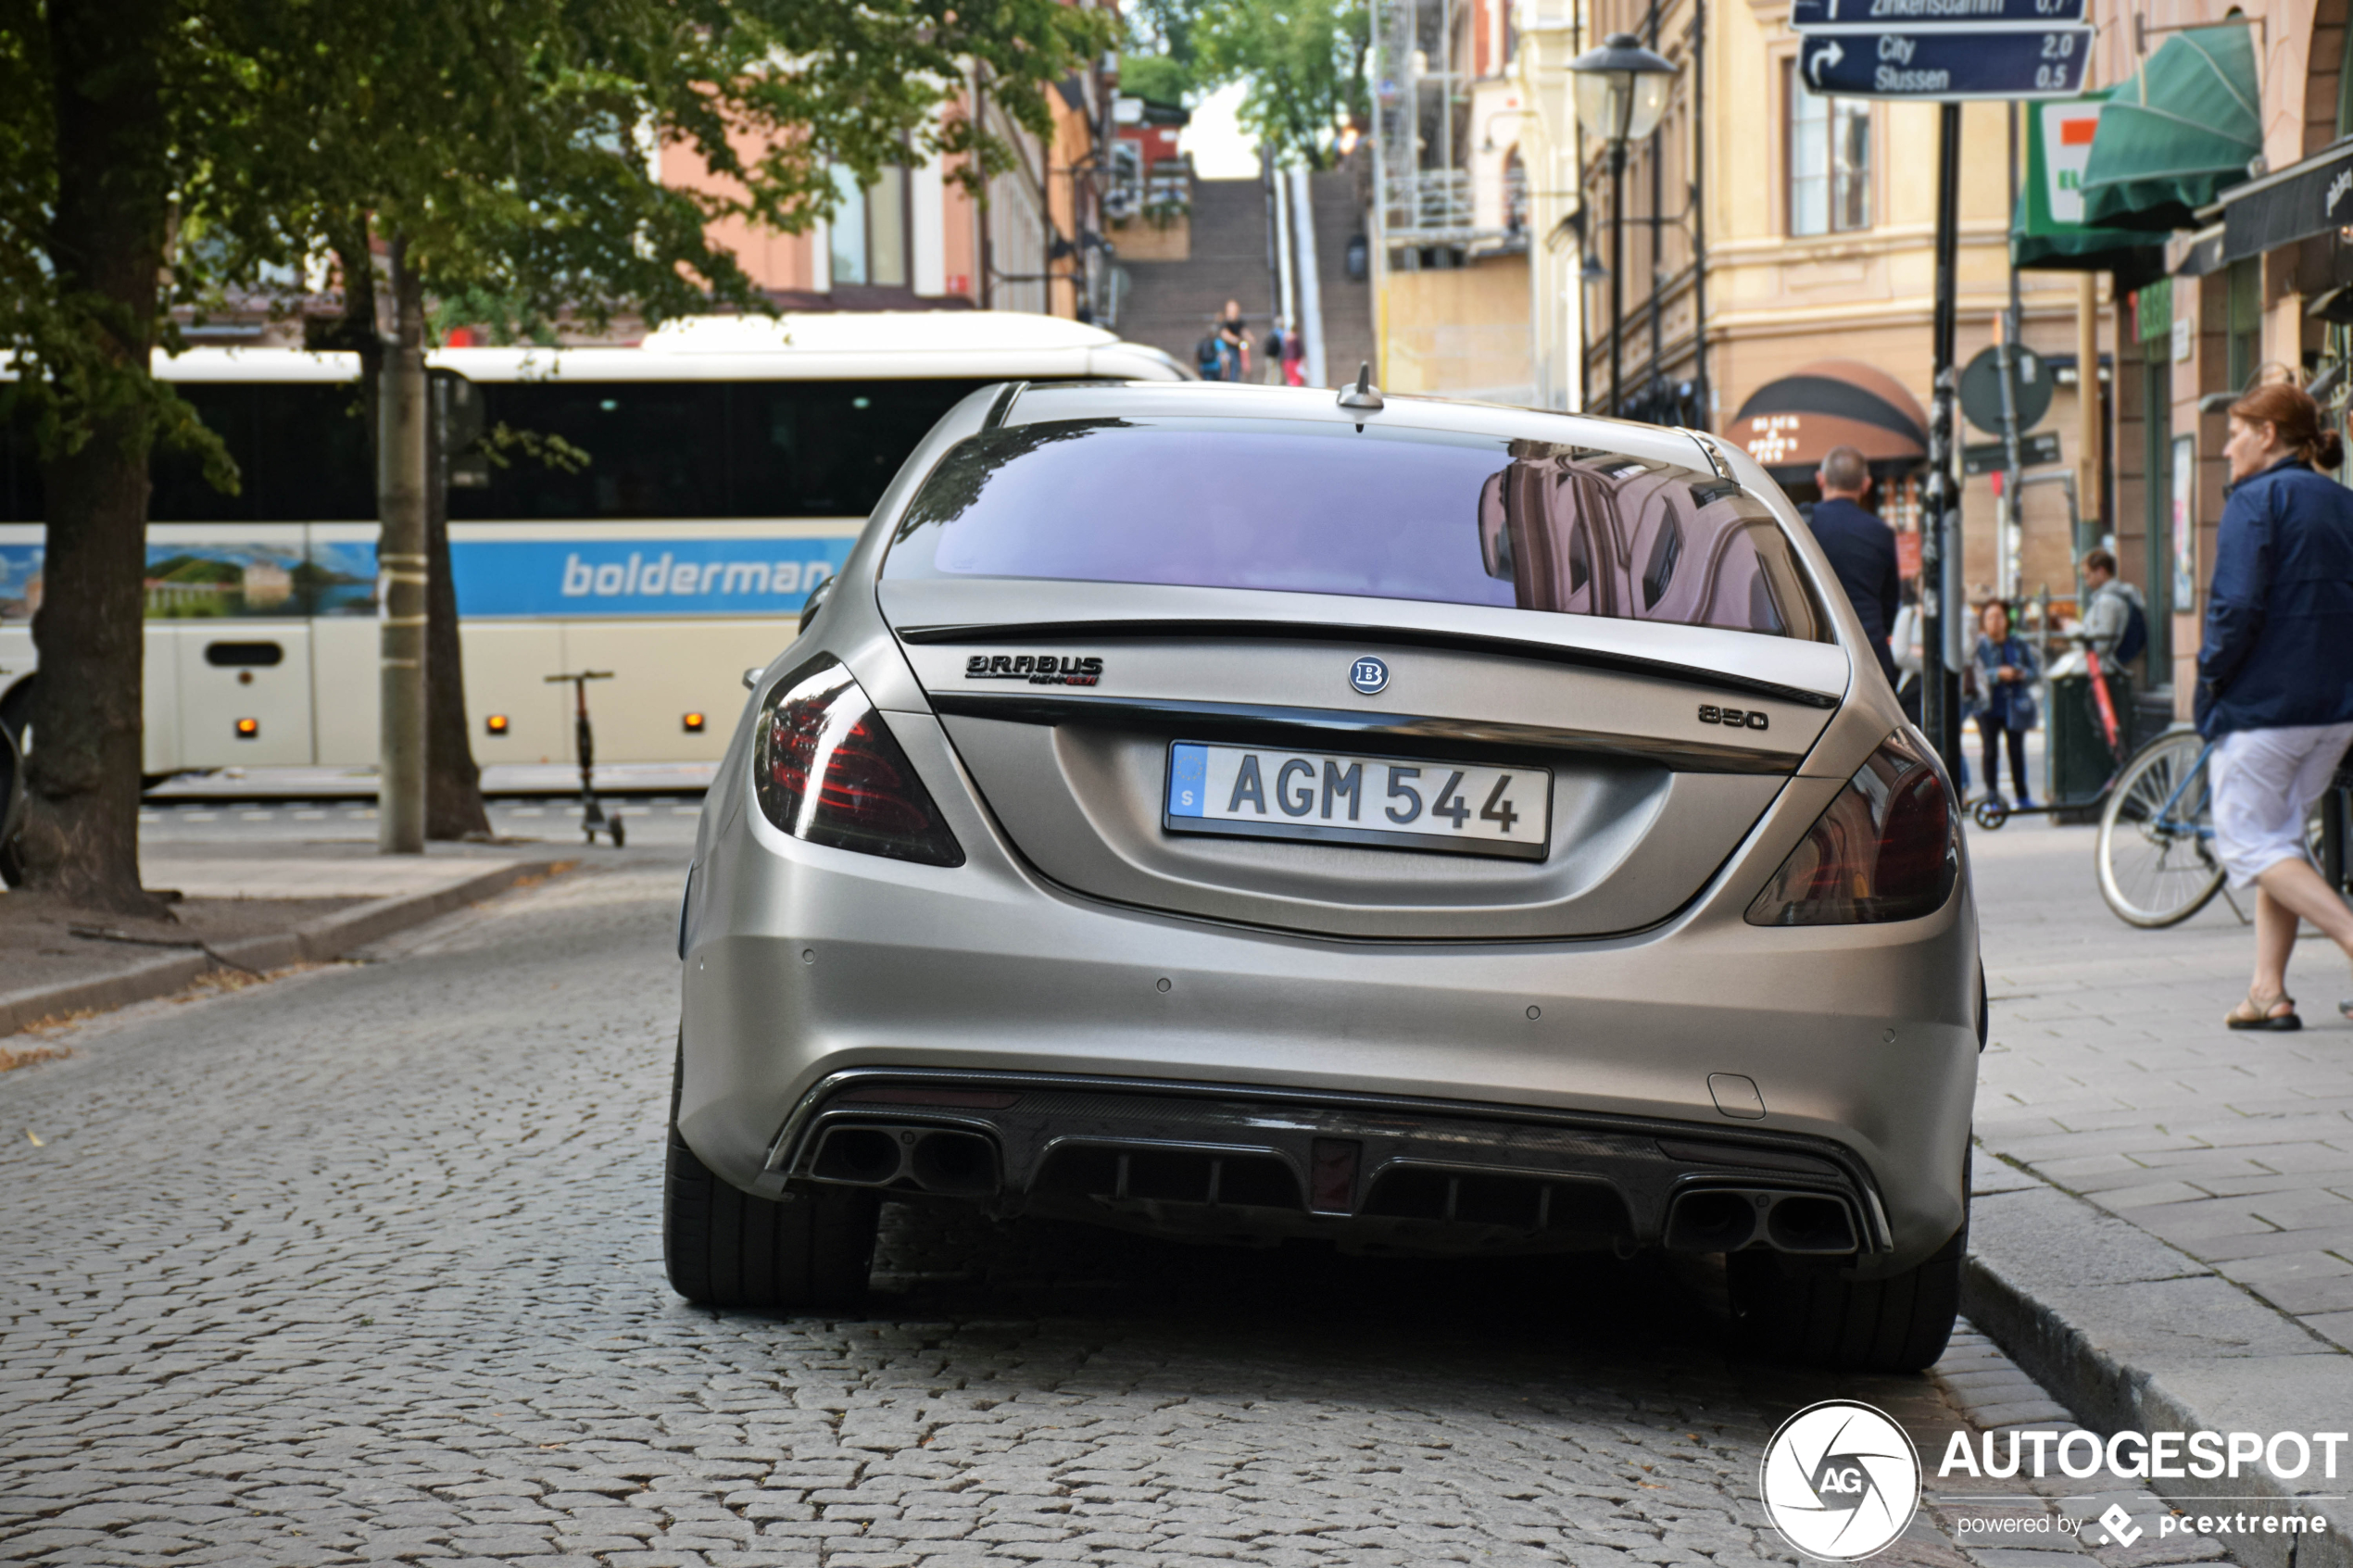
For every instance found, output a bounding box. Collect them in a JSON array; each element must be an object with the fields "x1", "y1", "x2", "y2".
[
  {"x1": 924, "y1": 692, "x2": 1801, "y2": 775},
  {"x1": 893, "y1": 618, "x2": 1842, "y2": 712}
]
